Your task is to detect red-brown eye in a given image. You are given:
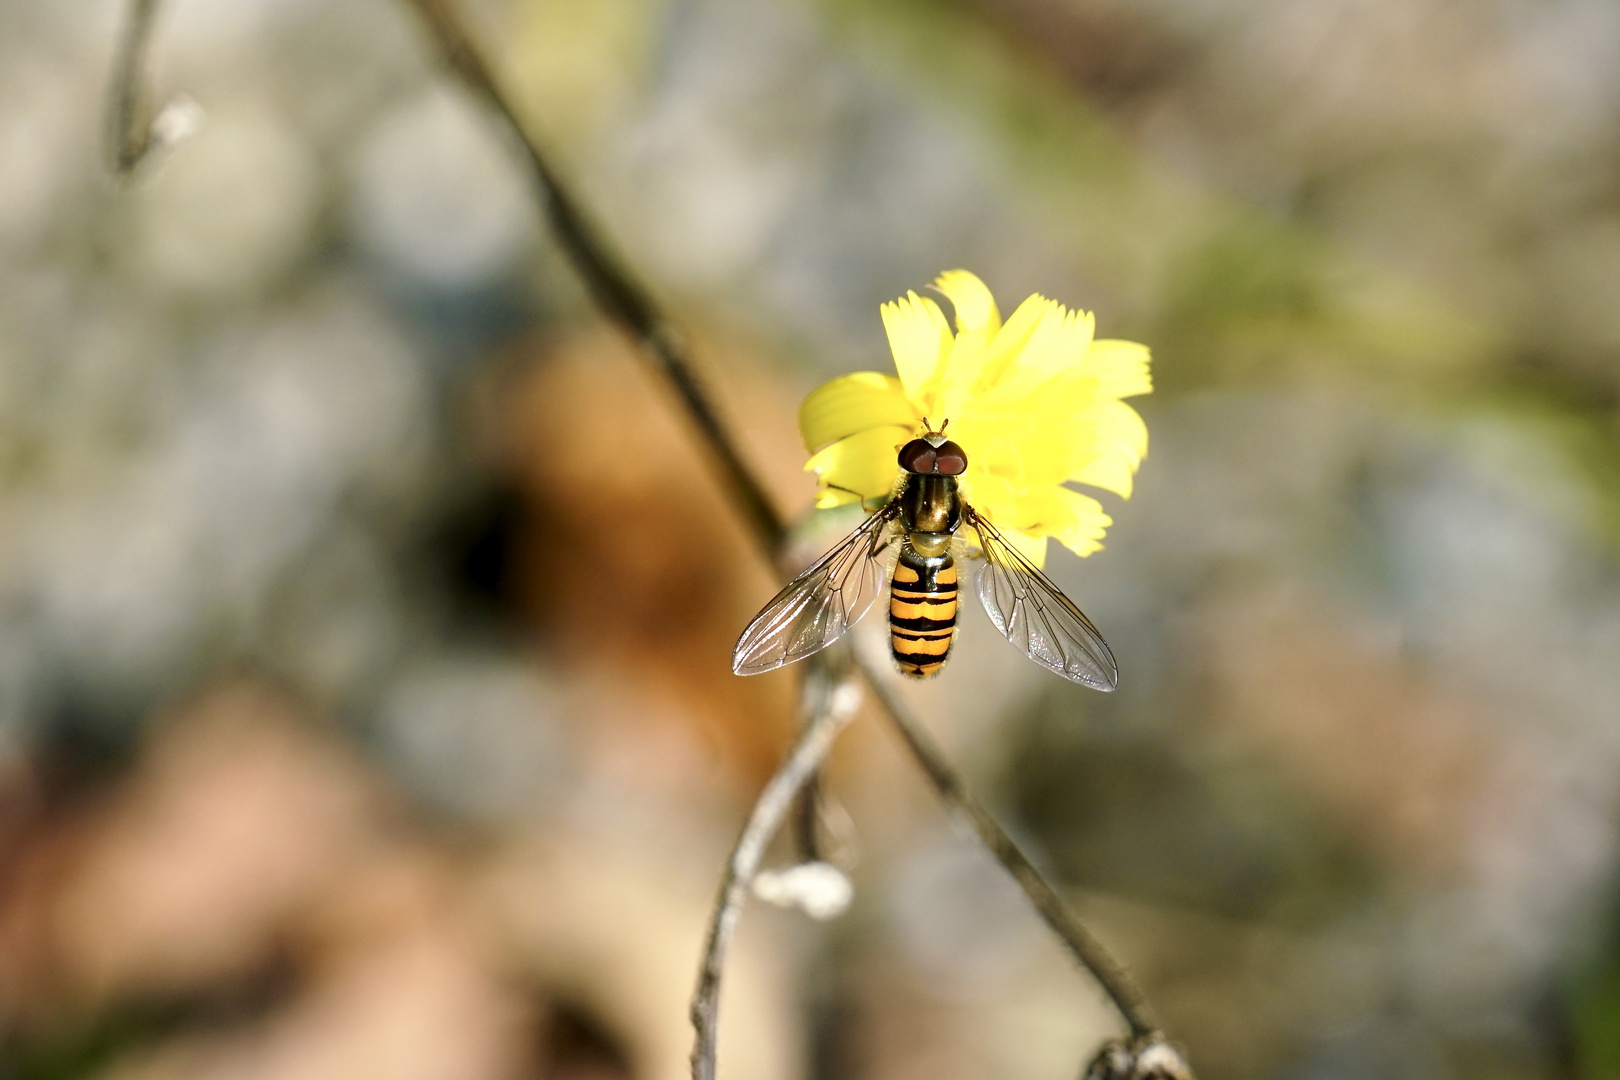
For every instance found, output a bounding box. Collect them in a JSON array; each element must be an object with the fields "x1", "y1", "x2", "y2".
[
  {"x1": 898, "y1": 439, "x2": 937, "y2": 473},
  {"x1": 933, "y1": 440, "x2": 968, "y2": 475}
]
